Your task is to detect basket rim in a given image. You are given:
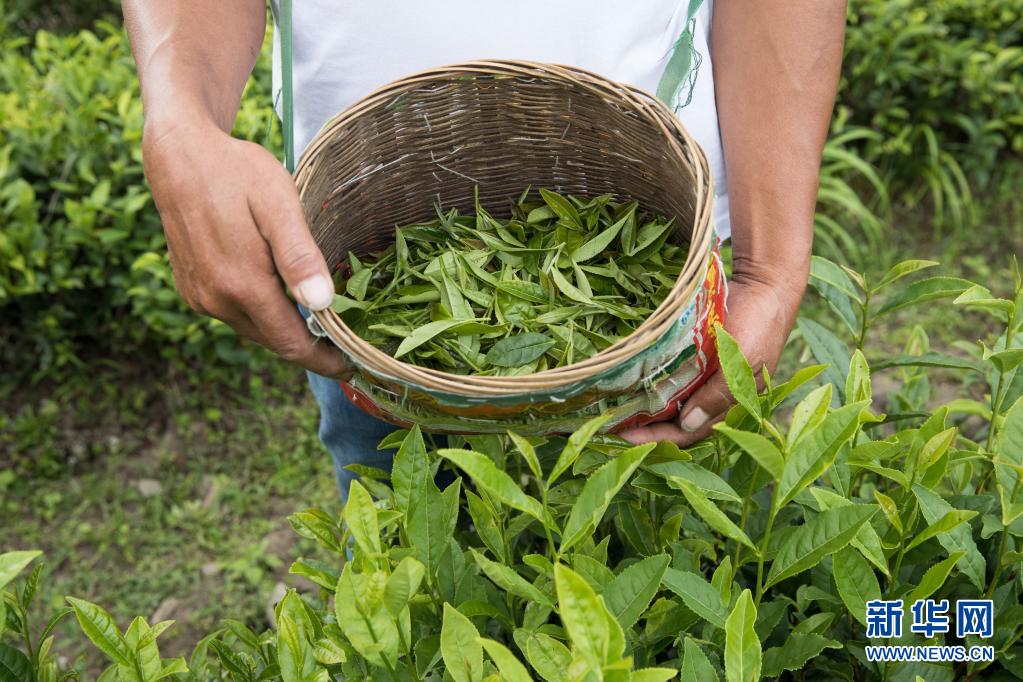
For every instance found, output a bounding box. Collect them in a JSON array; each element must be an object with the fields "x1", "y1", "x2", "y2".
[{"x1": 296, "y1": 58, "x2": 715, "y2": 396}]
